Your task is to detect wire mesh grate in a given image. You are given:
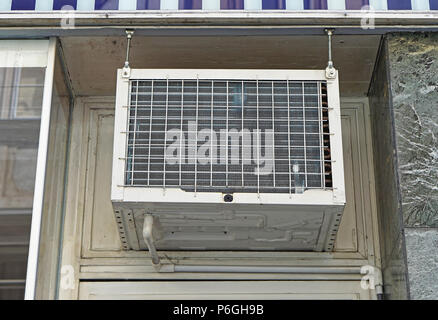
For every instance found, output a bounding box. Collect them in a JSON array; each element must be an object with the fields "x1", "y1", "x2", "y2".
[{"x1": 125, "y1": 79, "x2": 332, "y2": 194}]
